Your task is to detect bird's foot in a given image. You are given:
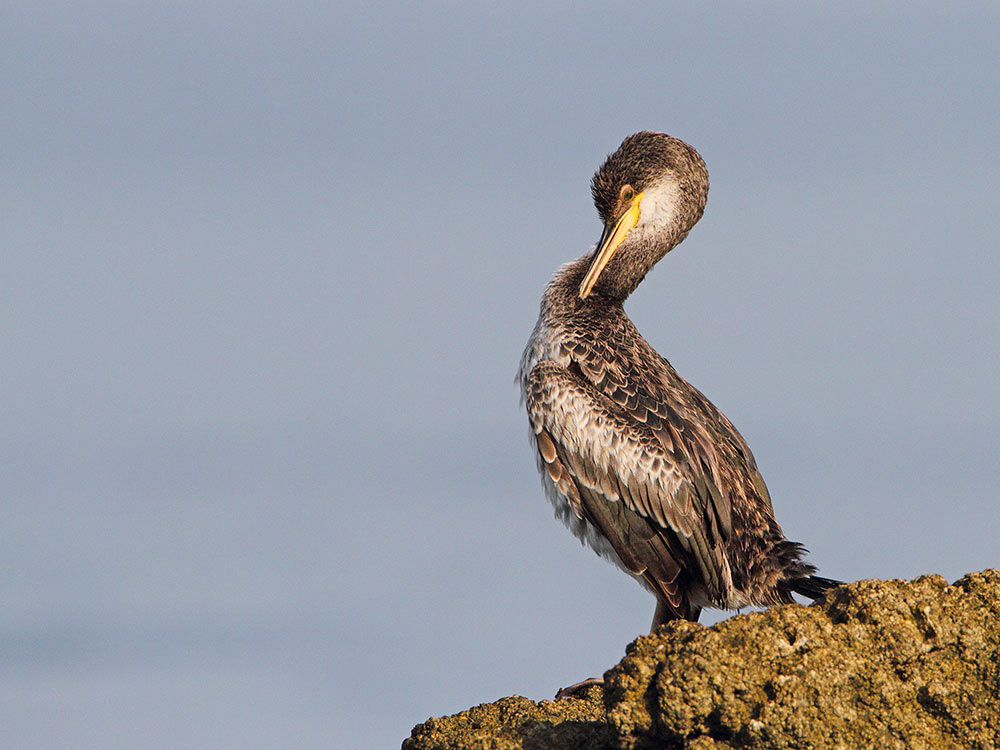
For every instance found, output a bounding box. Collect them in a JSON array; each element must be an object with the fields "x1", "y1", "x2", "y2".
[{"x1": 554, "y1": 677, "x2": 604, "y2": 700}]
